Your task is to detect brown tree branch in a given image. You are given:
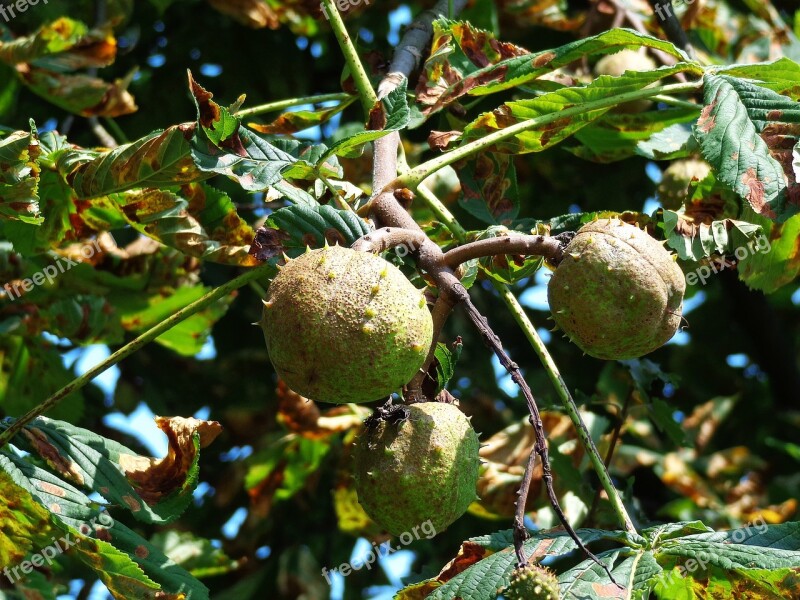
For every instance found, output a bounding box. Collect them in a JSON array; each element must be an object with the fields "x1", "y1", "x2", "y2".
[
  {"x1": 351, "y1": 226, "x2": 428, "y2": 254},
  {"x1": 443, "y1": 235, "x2": 565, "y2": 270},
  {"x1": 458, "y1": 290, "x2": 616, "y2": 583}
]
